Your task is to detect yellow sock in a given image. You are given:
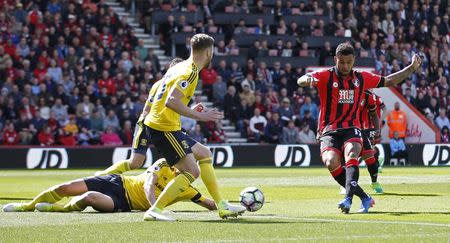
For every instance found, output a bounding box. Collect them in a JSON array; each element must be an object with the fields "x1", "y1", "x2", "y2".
[
  {"x1": 199, "y1": 158, "x2": 223, "y2": 203},
  {"x1": 24, "y1": 186, "x2": 63, "y2": 210},
  {"x1": 63, "y1": 196, "x2": 86, "y2": 212},
  {"x1": 154, "y1": 172, "x2": 195, "y2": 210},
  {"x1": 98, "y1": 160, "x2": 131, "y2": 175}
]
